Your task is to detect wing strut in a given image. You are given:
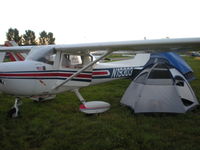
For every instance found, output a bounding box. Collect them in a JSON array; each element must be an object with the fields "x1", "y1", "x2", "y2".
[{"x1": 53, "y1": 50, "x2": 113, "y2": 90}]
